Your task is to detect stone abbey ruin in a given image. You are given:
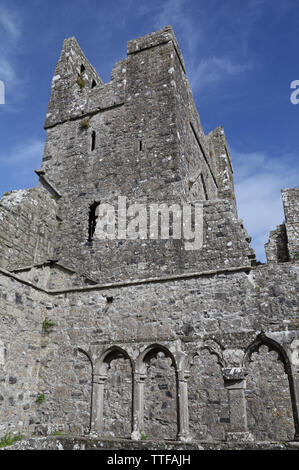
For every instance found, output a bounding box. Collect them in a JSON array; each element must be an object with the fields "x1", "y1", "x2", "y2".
[{"x1": 0, "y1": 26, "x2": 298, "y2": 450}]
